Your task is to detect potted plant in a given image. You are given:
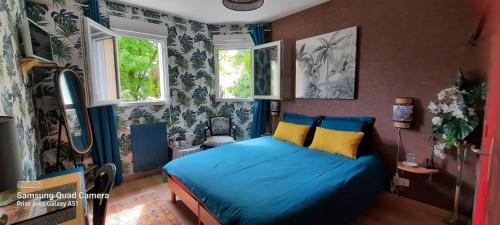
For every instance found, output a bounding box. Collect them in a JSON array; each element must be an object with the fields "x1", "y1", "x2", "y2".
[{"x1": 428, "y1": 70, "x2": 486, "y2": 225}]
